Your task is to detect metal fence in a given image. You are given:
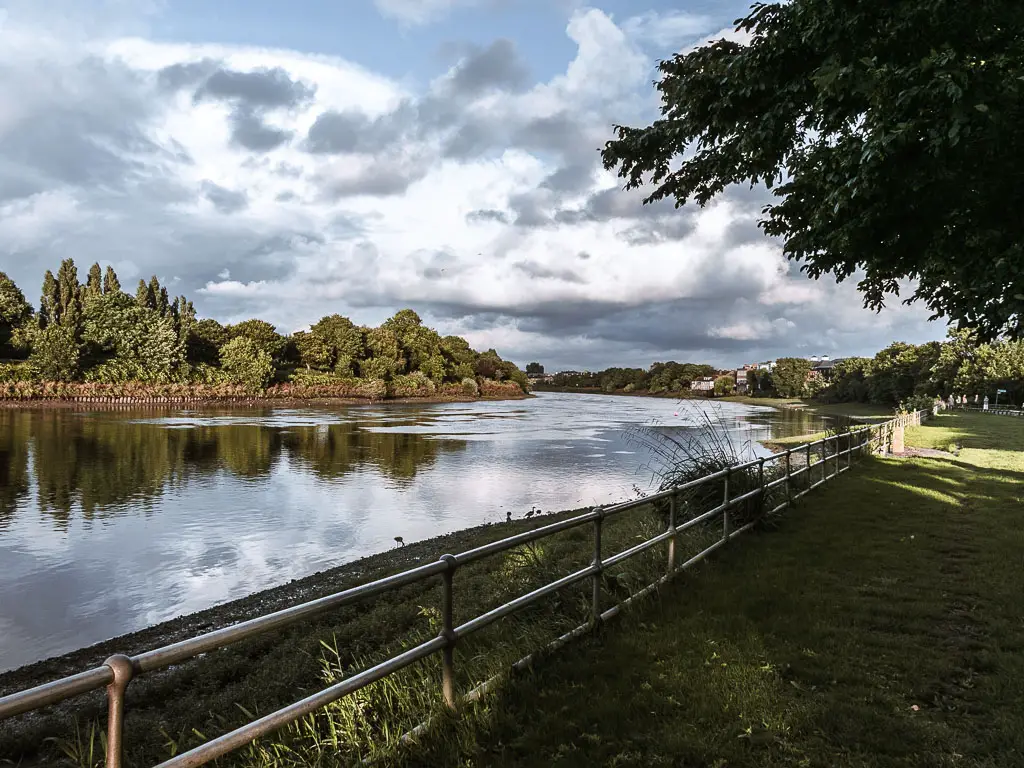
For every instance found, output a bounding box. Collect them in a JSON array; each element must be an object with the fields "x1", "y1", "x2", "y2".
[
  {"x1": 948, "y1": 405, "x2": 1024, "y2": 417},
  {"x1": 0, "y1": 410, "x2": 930, "y2": 768}
]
